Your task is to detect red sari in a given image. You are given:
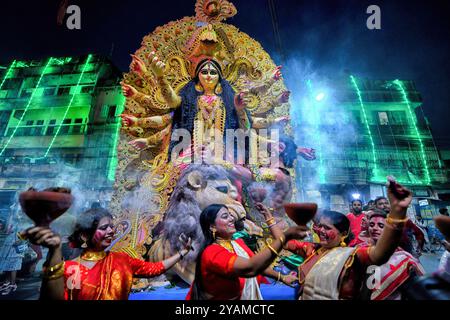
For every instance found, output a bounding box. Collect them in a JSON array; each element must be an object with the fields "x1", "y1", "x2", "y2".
[
  {"x1": 63, "y1": 252, "x2": 165, "y2": 300},
  {"x1": 186, "y1": 238, "x2": 267, "y2": 300}
]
